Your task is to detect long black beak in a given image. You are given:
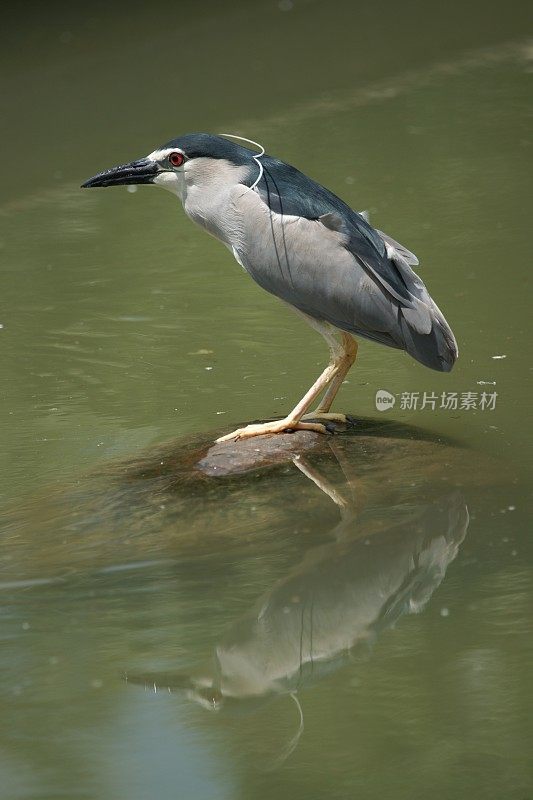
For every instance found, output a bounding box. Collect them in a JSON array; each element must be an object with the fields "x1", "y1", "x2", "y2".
[{"x1": 81, "y1": 157, "x2": 159, "y2": 188}]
